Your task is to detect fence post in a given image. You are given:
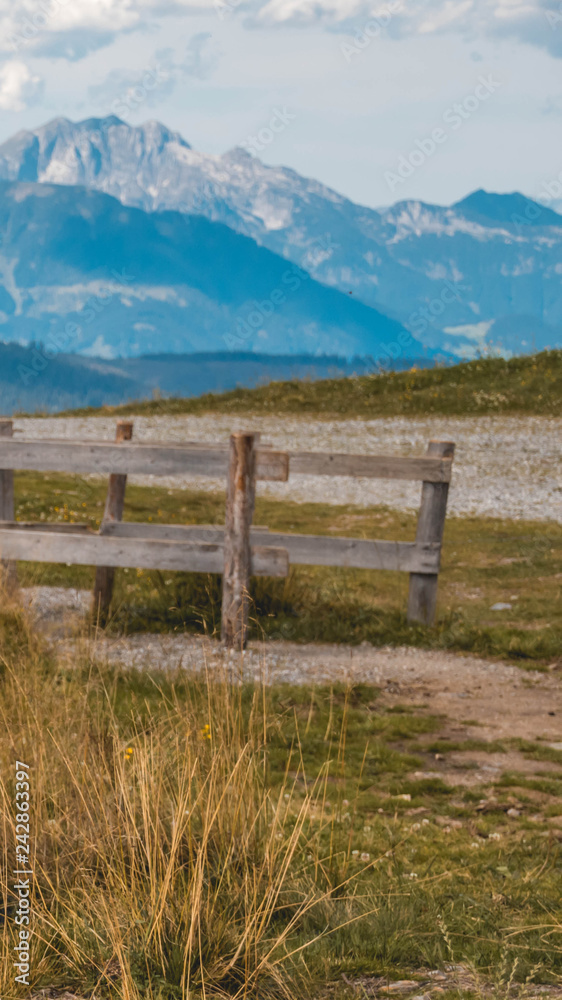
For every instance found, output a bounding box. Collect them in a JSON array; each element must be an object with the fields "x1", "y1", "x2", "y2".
[
  {"x1": 407, "y1": 440, "x2": 455, "y2": 626},
  {"x1": 92, "y1": 421, "x2": 134, "y2": 620},
  {"x1": 0, "y1": 419, "x2": 17, "y2": 594},
  {"x1": 221, "y1": 433, "x2": 256, "y2": 651}
]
